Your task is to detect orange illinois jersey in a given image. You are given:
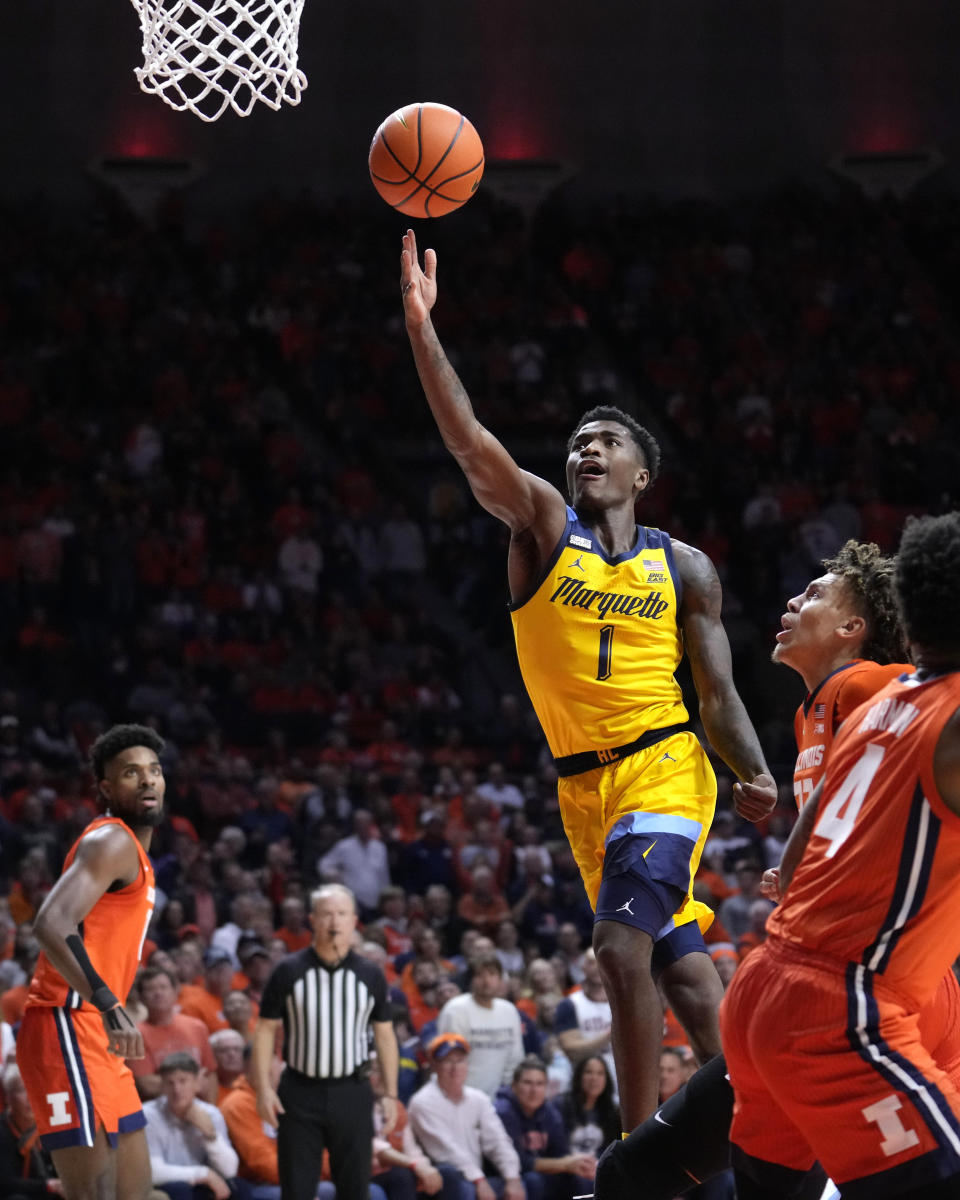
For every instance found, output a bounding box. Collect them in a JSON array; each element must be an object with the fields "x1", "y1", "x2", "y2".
[
  {"x1": 791, "y1": 659, "x2": 912, "y2": 809},
  {"x1": 510, "y1": 507, "x2": 688, "y2": 758},
  {"x1": 770, "y1": 670, "x2": 960, "y2": 1009},
  {"x1": 27, "y1": 817, "x2": 155, "y2": 1012}
]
